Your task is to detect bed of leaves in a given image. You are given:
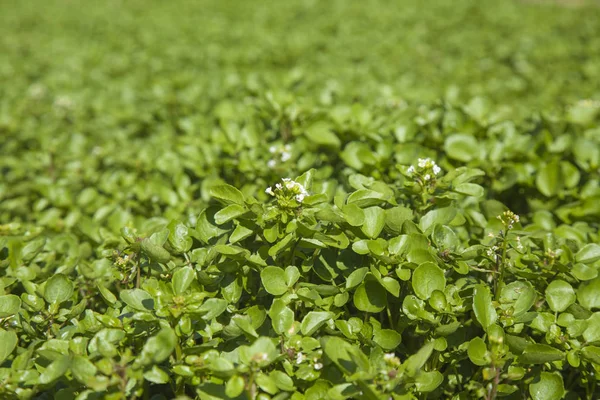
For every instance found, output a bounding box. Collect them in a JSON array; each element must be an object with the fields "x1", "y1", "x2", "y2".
[{"x1": 1, "y1": 0, "x2": 600, "y2": 399}]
